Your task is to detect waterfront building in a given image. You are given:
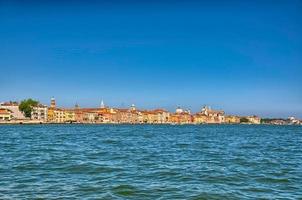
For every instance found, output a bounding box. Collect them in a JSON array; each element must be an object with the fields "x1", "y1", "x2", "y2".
[
  {"x1": 53, "y1": 109, "x2": 65, "y2": 123},
  {"x1": 193, "y1": 113, "x2": 208, "y2": 124},
  {"x1": 141, "y1": 110, "x2": 158, "y2": 123},
  {"x1": 115, "y1": 108, "x2": 128, "y2": 123},
  {"x1": 83, "y1": 111, "x2": 98, "y2": 123},
  {"x1": 47, "y1": 108, "x2": 55, "y2": 122},
  {"x1": 225, "y1": 115, "x2": 241, "y2": 124},
  {"x1": 115, "y1": 105, "x2": 141, "y2": 123},
  {"x1": 169, "y1": 113, "x2": 192, "y2": 124},
  {"x1": 175, "y1": 107, "x2": 184, "y2": 114},
  {"x1": 246, "y1": 116, "x2": 261, "y2": 124},
  {"x1": 97, "y1": 101, "x2": 117, "y2": 123},
  {"x1": 74, "y1": 109, "x2": 84, "y2": 123},
  {"x1": 129, "y1": 109, "x2": 142, "y2": 124},
  {"x1": 0, "y1": 102, "x2": 25, "y2": 119},
  {"x1": 288, "y1": 117, "x2": 301, "y2": 125},
  {"x1": 98, "y1": 107, "x2": 118, "y2": 123},
  {"x1": 169, "y1": 107, "x2": 192, "y2": 124},
  {"x1": 169, "y1": 107, "x2": 193, "y2": 124},
  {"x1": 155, "y1": 109, "x2": 170, "y2": 123},
  {"x1": 270, "y1": 119, "x2": 287, "y2": 125},
  {"x1": 64, "y1": 109, "x2": 76, "y2": 122},
  {"x1": 0, "y1": 108, "x2": 13, "y2": 121},
  {"x1": 141, "y1": 109, "x2": 170, "y2": 124},
  {"x1": 47, "y1": 98, "x2": 66, "y2": 123},
  {"x1": 199, "y1": 106, "x2": 225, "y2": 123},
  {"x1": 31, "y1": 104, "x2": 48, "y2": 122},
  {"x1": 73, "y1": 104, "x2": 82, "y2": 122},
  {"x1": 73, "y1": 108, "x2": 98, "y2": 123}
]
